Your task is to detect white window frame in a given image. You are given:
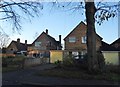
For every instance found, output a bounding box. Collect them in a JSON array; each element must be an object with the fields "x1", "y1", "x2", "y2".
[
  {"x1": 82, "y1": 36, "x2": 87, "y2": 44},
  {"x1": 69, "y1": 37, "x2": 76, "y2": 43},
  {"x1": 35, "y1": 42, "x2": 41, "y2": 47}
]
